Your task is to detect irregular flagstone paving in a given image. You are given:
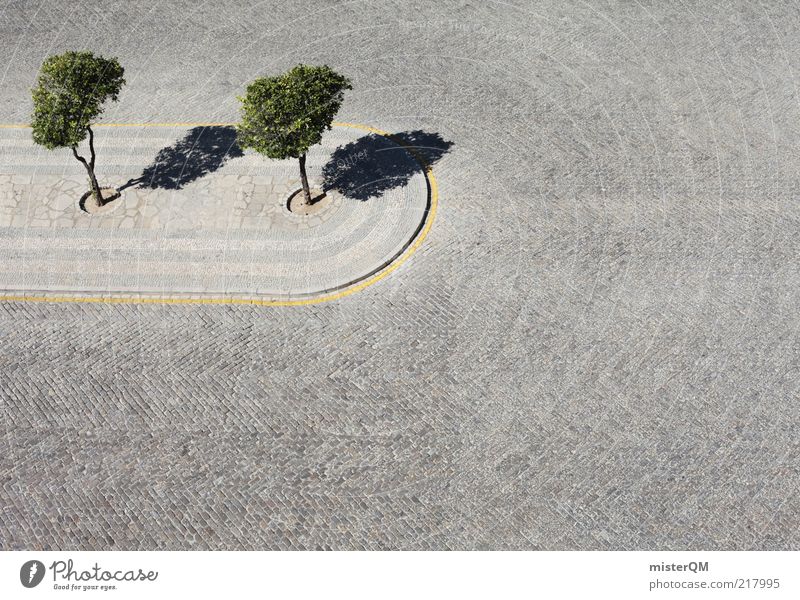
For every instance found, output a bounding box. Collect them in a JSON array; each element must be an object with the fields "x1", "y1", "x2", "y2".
[{"x1": 0, "y1": 125, "x2": 429, "y2": 297}]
